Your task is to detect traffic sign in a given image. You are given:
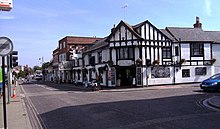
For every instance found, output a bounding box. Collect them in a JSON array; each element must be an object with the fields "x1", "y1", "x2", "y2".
[{"x1": 0, "y1": 37, "x2": 13, "y2": 56}]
